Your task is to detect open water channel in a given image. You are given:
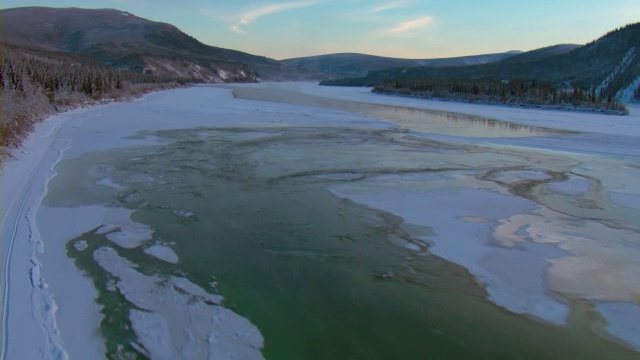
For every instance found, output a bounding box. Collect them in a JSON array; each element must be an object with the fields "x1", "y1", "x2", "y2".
[{"x1": 40, "y1": 84, "x2": 640, "y2": 359}]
